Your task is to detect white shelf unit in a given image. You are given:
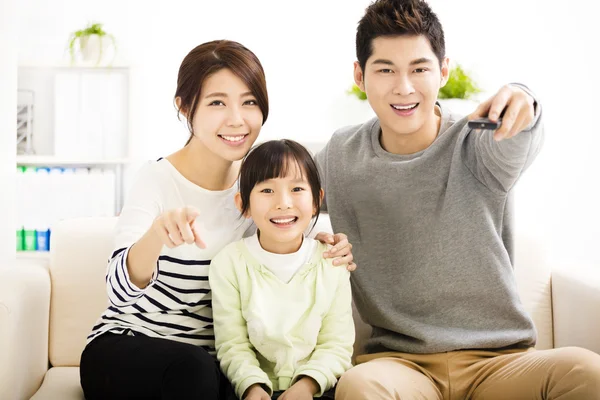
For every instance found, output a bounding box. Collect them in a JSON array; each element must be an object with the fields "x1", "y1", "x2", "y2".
[
  {"x1": 16, "y1": 65, "x2": 131, "y2": 216},
  {"x1": 16, "y1": 156, "x2": 129, "y2": 214}
]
